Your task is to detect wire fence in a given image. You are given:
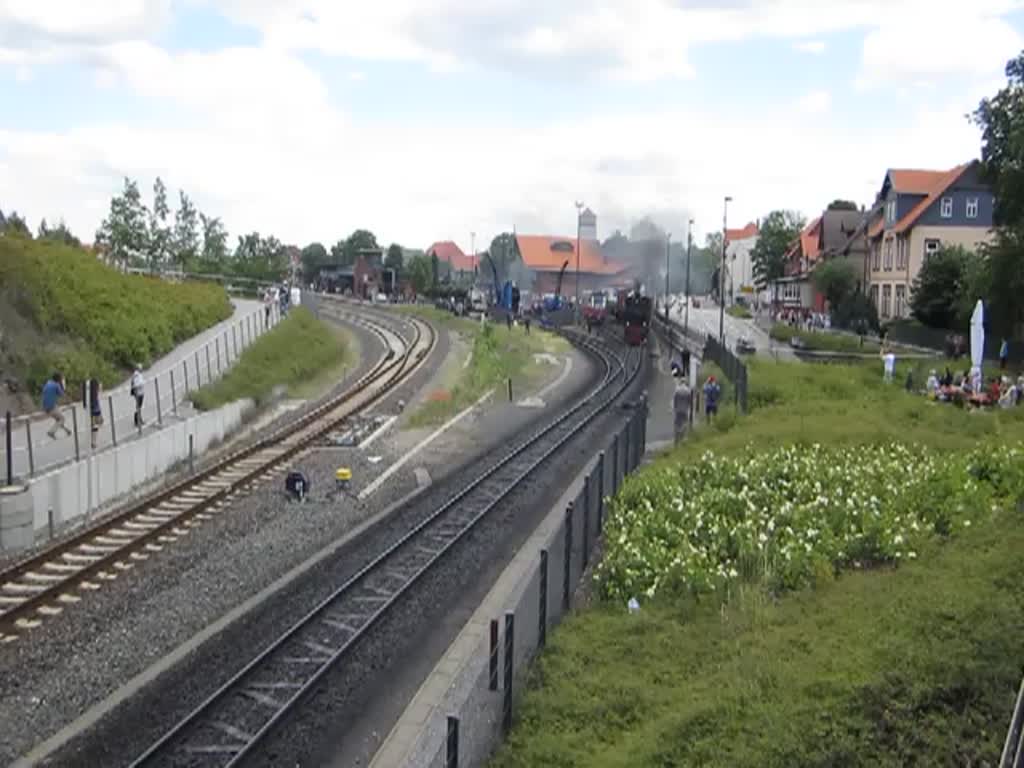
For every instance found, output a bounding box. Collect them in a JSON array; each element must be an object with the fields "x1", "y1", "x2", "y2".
[
  {"x1": 3, "y1": 302, "x2": 282, "y2": 486},
  {"x1": 702, "y1": 334, "x2": 749, "y2": 414}
]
